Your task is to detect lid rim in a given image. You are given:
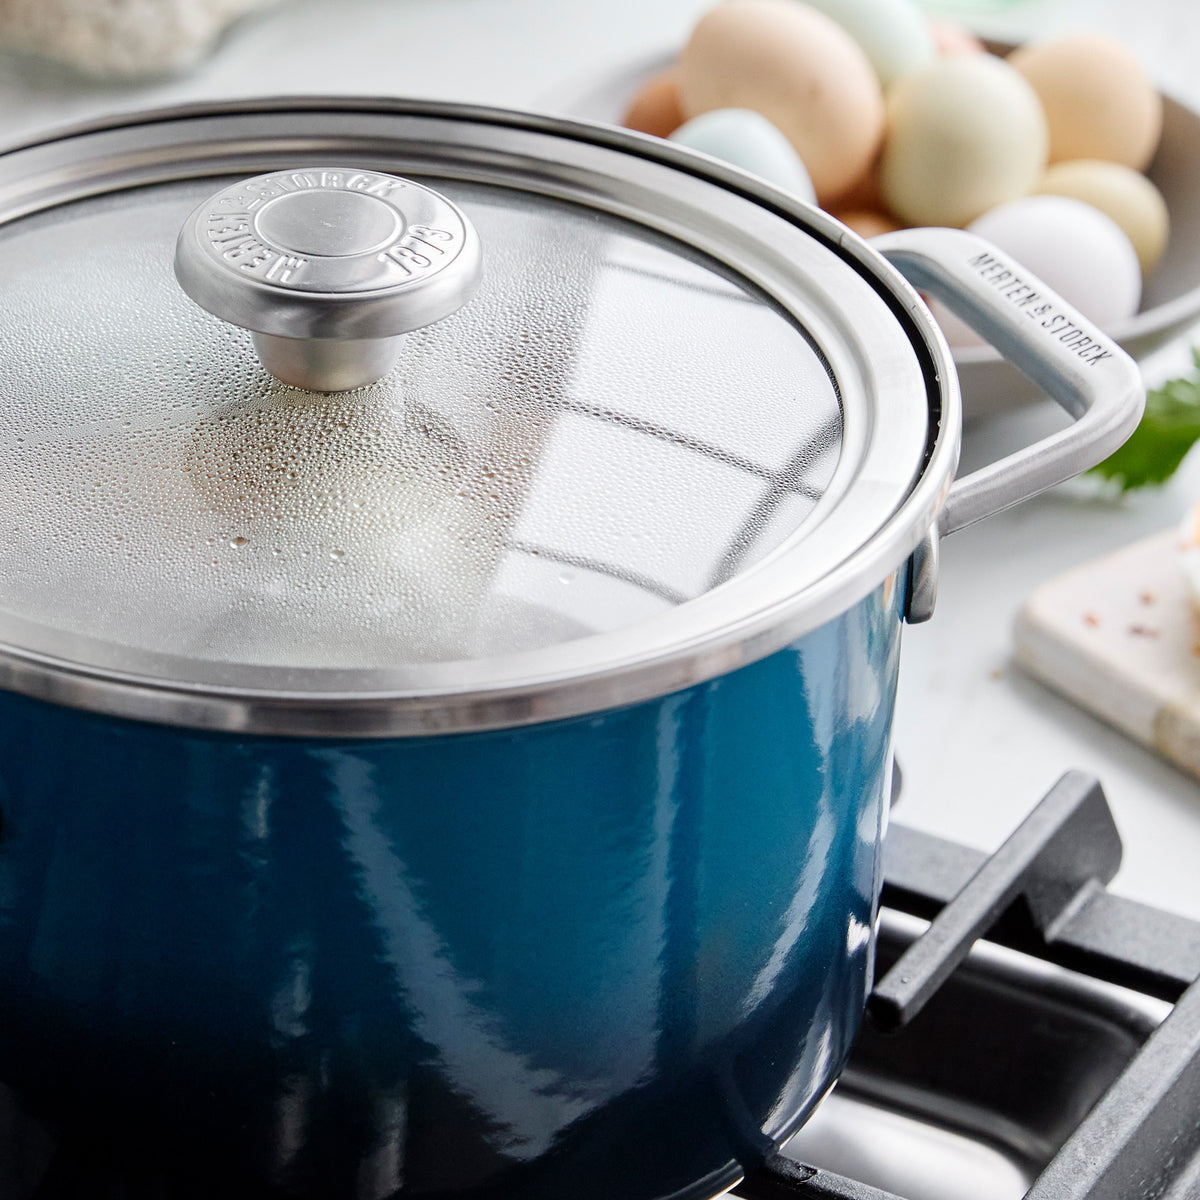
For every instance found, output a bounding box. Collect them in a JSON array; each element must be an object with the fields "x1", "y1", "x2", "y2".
[{"x1": 0, "y1": 502, "x2": 939, "y2": 739}]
